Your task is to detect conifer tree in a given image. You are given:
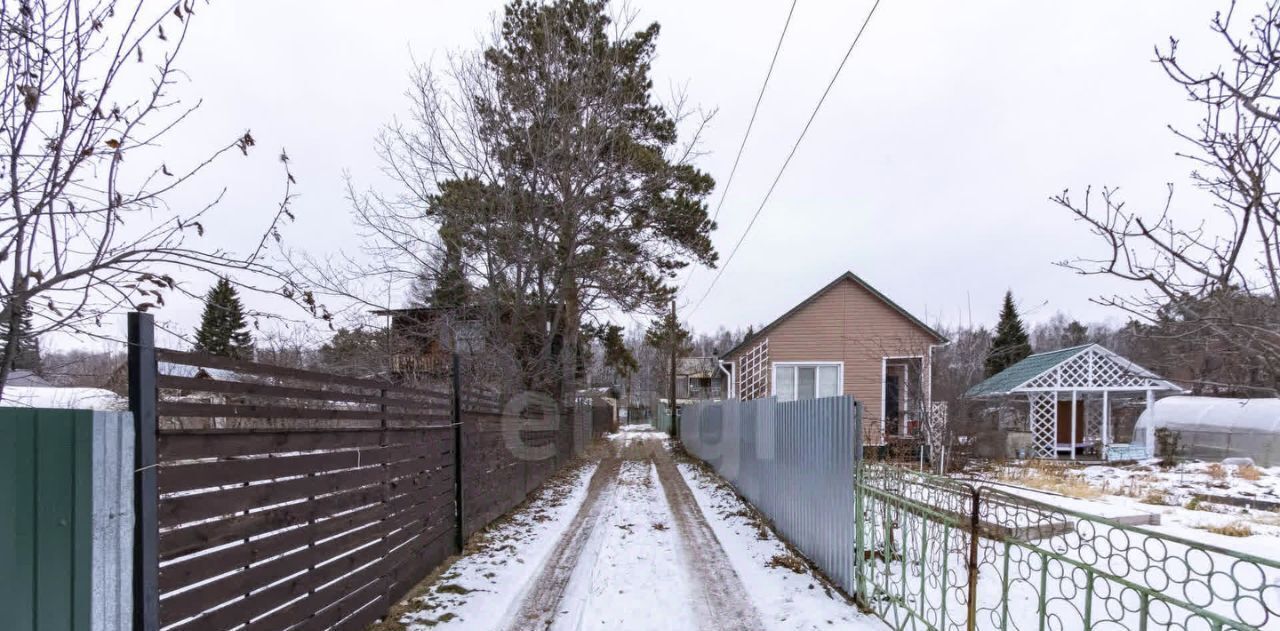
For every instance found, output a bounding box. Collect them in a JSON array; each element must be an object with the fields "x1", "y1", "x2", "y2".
[
  {"x1": 985, "y1": 290, "x2": 1031, "y2": 376},
  {"x1": 1, "y1": 303, "x2": 41, "y2": 373},
  {"x1": 193, "y1": 278, "x2": 254, "y2": 359}
]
